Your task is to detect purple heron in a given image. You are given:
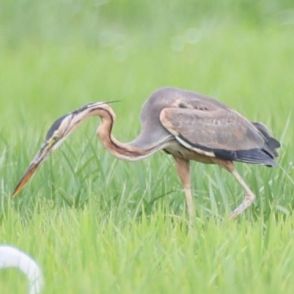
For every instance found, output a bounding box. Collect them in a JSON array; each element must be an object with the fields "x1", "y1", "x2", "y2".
[{"x1": 13, "y1": 88, "x2": 280, "y2": 220}]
